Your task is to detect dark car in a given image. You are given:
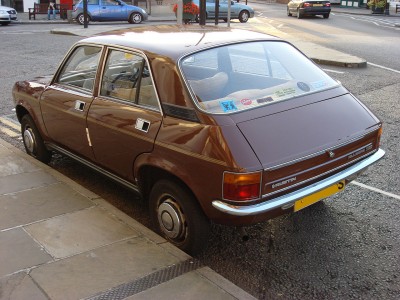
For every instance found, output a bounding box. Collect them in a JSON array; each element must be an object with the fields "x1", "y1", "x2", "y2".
[
  {"x1": 12, "y1": 25, "x2": 384, "y2": 254},
  {"x1": 72, "y1": 0, "x2": 148, "y2": 25},
  {"x1": 287, "y1": 0, "x2": 331, "y2": 19}
]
